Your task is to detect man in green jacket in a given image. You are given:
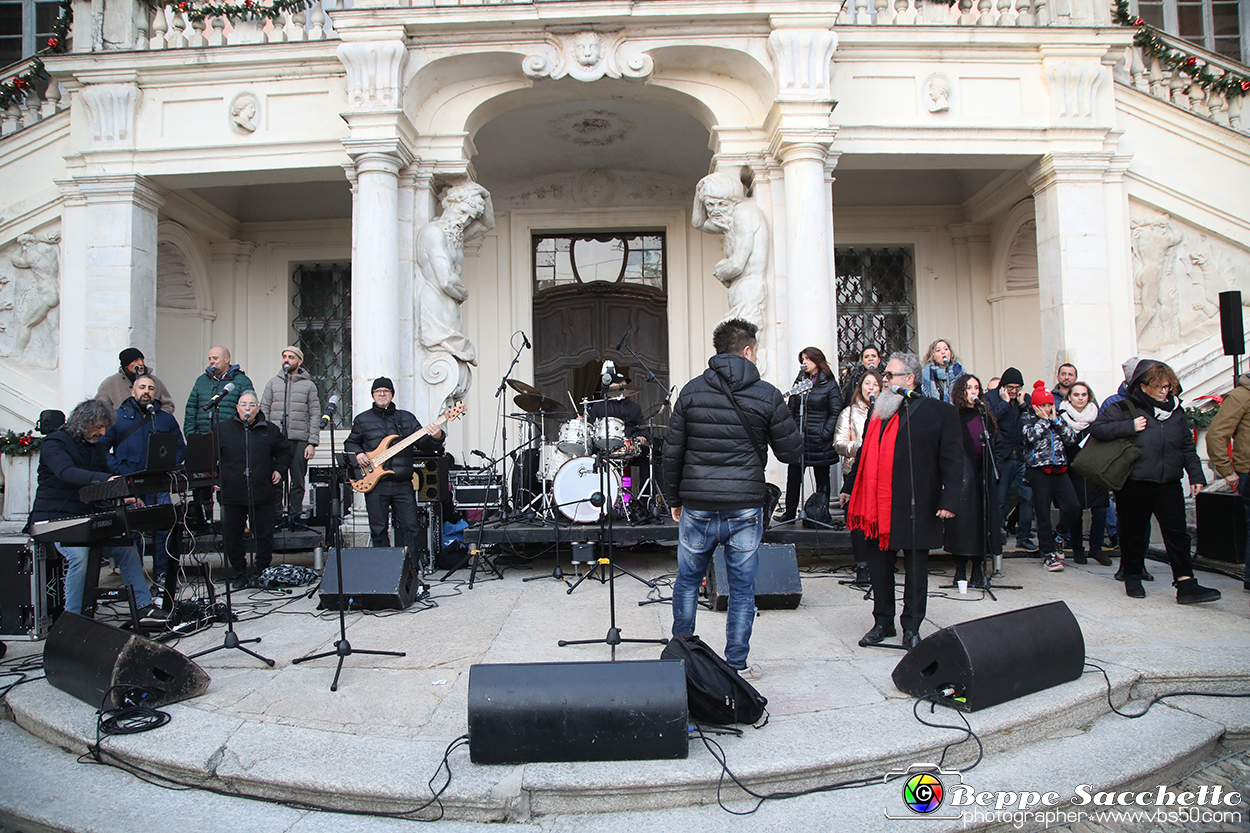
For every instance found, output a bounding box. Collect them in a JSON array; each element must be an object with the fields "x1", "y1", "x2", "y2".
[
  {"x1": 184, "y1": 345, "x2": 254, "y2": 435},
  {"x1": 1205, "y1": 372, "x2": 1250, "y2": 591}
]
